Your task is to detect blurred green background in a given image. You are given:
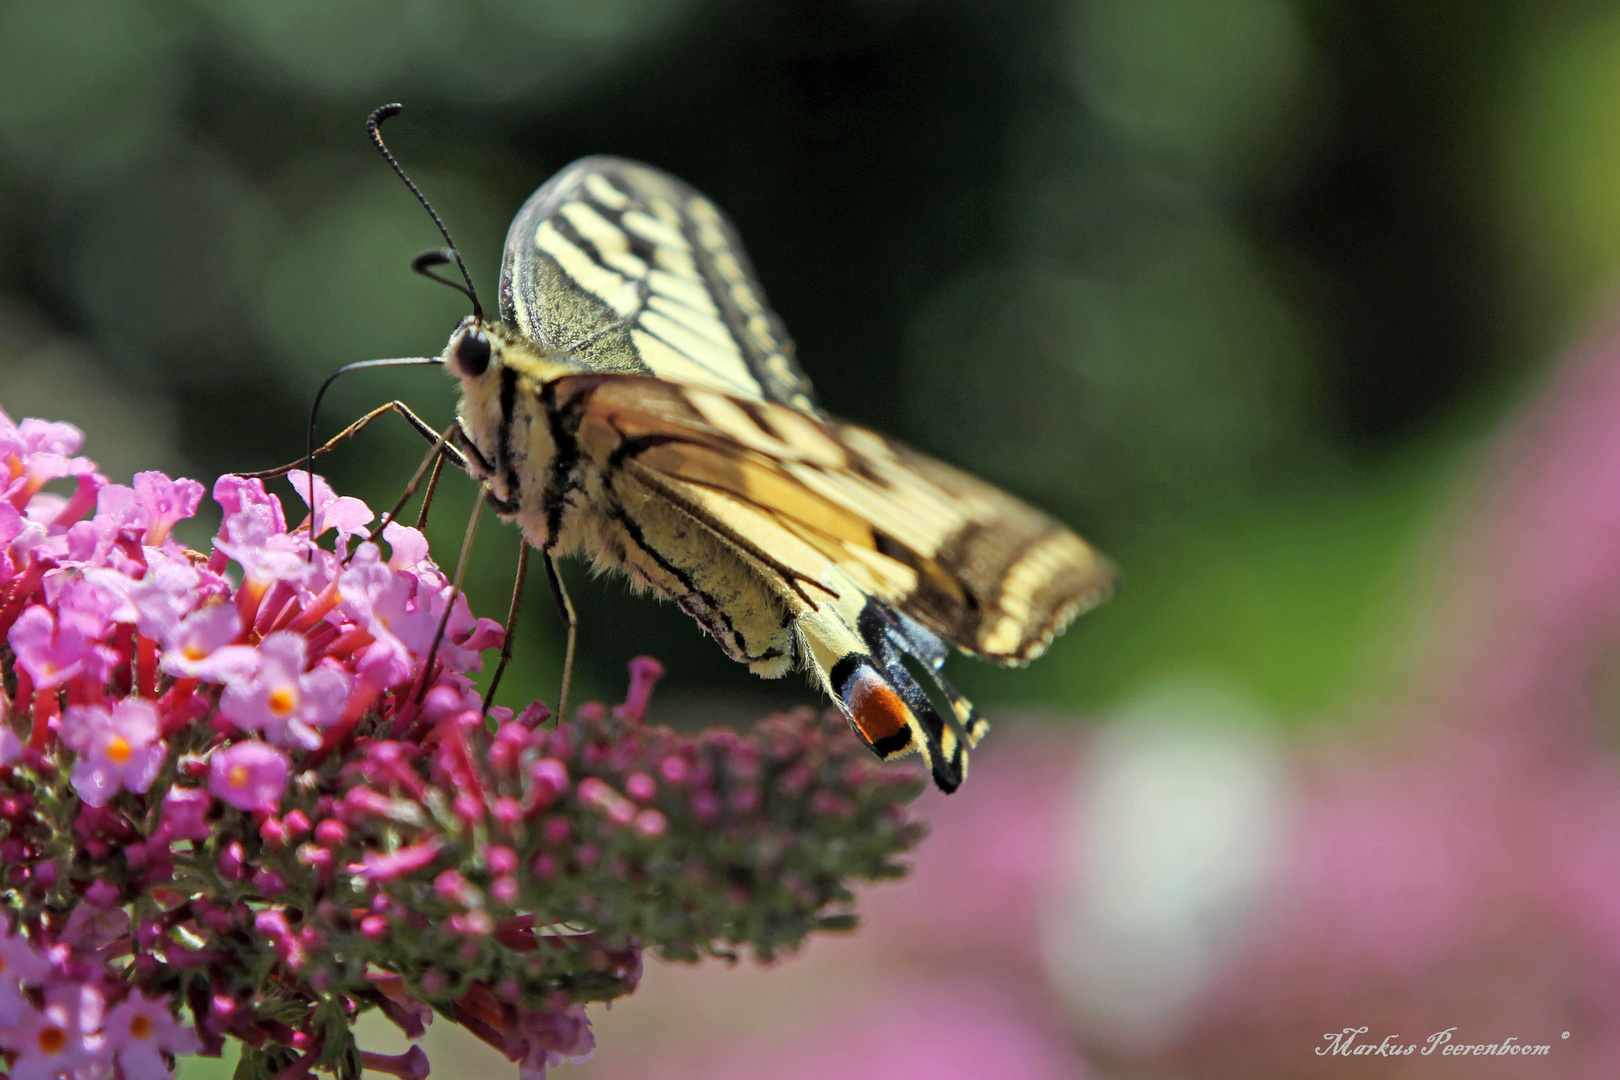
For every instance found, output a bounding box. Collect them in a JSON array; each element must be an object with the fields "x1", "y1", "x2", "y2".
[{"x1": 1, "y1": 0, "x2": 1617, "y2": 725}]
